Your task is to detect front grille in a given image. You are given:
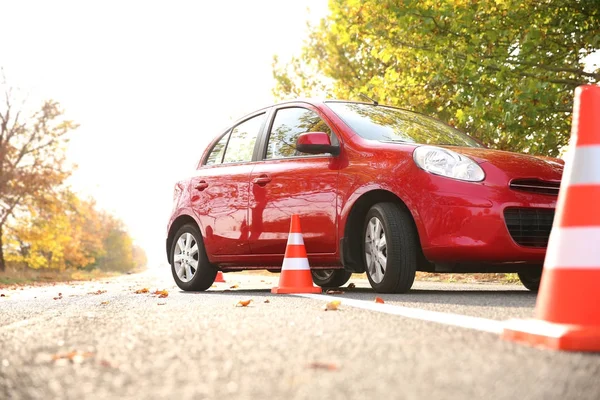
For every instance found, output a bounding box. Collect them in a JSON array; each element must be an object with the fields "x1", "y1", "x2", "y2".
[
  {"x1": 509, "y1": 179, "x2": 560, "y2": 196},
  {"x1": 504, "y1": 208, "x2": 555, "y2": 248}
]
